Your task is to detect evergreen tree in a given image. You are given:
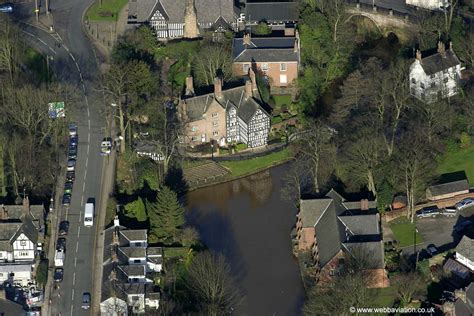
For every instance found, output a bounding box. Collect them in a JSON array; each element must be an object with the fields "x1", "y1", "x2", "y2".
[{"x1": 147, "y1": 186, "x2": 185, "y2": 243}]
